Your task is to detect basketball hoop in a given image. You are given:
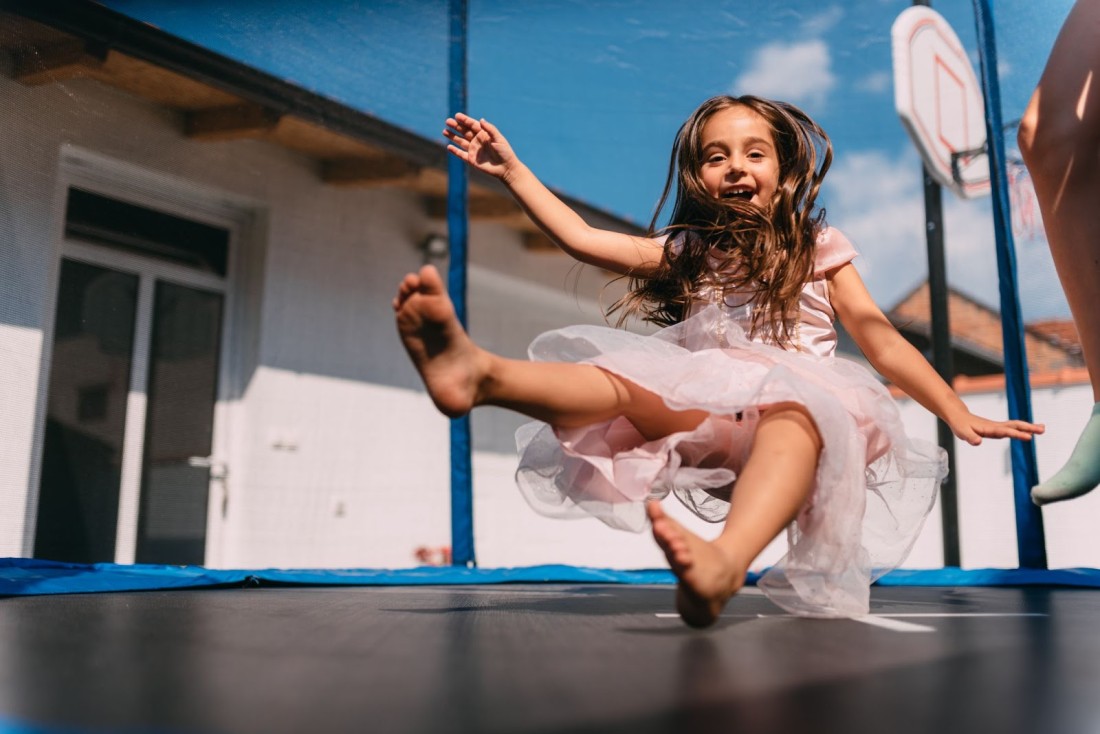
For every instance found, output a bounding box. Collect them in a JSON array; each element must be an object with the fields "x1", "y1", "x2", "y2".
[
  {"x1": 892, "y1": 6, "x2": 991, "y2": 199},
  {"x1": 951, "y1": 143, "x2": 986, "y2": 188}
]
